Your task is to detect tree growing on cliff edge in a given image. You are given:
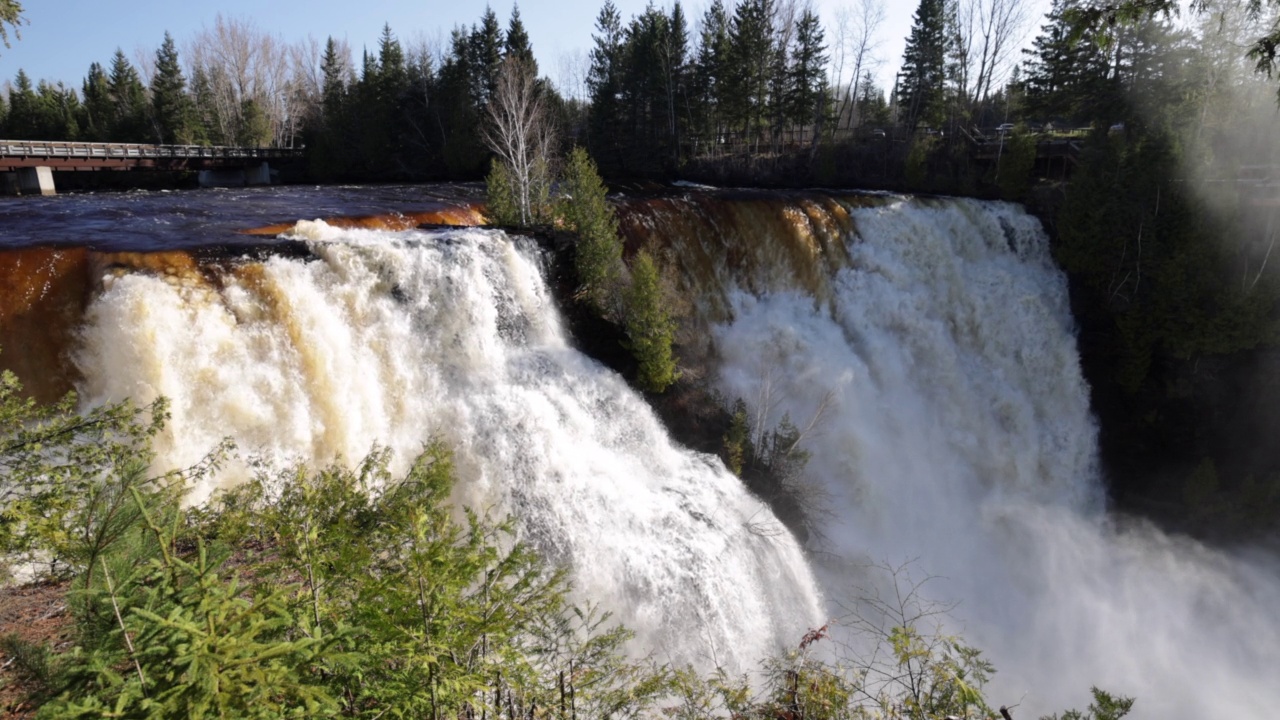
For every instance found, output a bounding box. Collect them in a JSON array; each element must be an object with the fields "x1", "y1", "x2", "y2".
[
  {"x1": 556, "y1": 146, "x2": 624, "y2": 314},
  {"x1": 483, "y1": 56, "x2": 556, "y2": 226},
  {"x1": 623, "y1": 250, "x2": 680, "y2": 393}
]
